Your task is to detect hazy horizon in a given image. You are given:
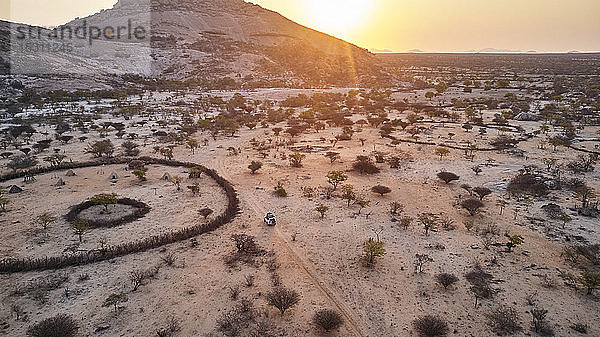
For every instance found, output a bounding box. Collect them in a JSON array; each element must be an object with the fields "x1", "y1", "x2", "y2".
[{"x1": 1, "y1": 0, "x2": 599, "y2": 53}]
